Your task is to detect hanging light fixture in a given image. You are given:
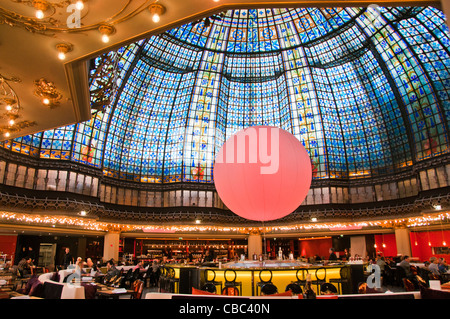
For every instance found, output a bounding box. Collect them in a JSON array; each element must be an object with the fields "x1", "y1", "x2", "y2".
[
  {"x1": 427, "y1": 223, "x2": 432, "y2": 246},
  {"x1": 440, "y1": 215, "x2": 447, "y2": 246},
  {"x1": 149, "y1": 3, "x2": 165, "y2": 23}
]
